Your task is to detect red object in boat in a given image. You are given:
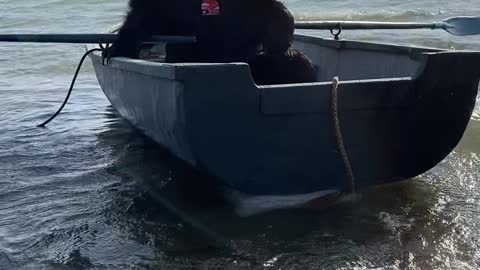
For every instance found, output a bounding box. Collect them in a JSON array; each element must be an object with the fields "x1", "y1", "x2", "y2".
[{"x1": 202, "y1": 0, "x2": 220, "y2": 15}]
